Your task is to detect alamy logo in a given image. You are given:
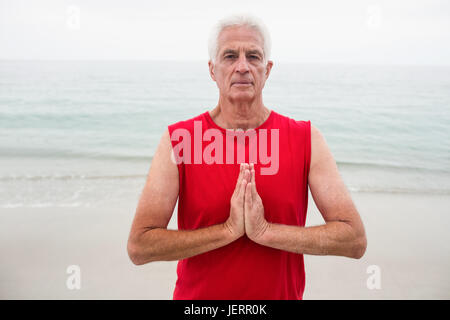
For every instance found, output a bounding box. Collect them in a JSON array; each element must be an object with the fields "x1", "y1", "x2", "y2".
[
  {"x1": 66, "y1": 265, "x2": 81, "y2": 290},
  {"x1": 366, "y1": 265, "x2": 381, "y2": 290},
  {"x1": 170, "y1": 121, "x2": 279, "y2": 175}
]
